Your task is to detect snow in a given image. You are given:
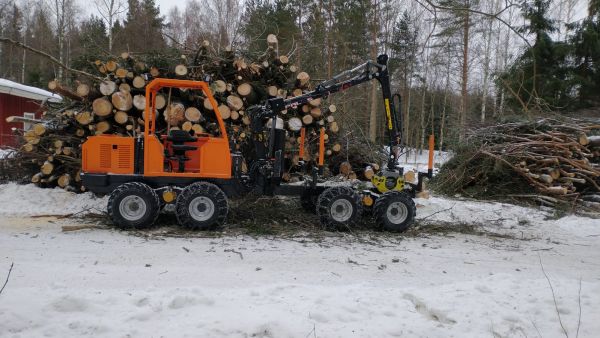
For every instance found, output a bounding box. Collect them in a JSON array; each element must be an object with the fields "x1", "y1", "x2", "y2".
[
  {"x1": 1, "y1": 215, "x2": 599, "y2": 337},
  {"x1": 0, "y1": 78, "x2": 62, "y2": 103},
  {"x1": 396, "y1": 148, "x2": 452, "y2": 174},
  {"x1": 0, "y1": 183, "x2": 107, "y2": 216},
  {"x1": 0, "y1": 183, "x2": 599, "y2": 337},
  {"x1": 0, "y1": 148, "x2": 15, "y2": 159}
]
